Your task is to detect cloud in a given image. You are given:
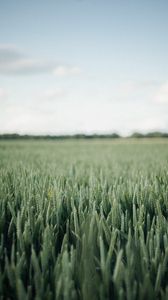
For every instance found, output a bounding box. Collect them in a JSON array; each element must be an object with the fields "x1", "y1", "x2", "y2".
[
  {"x1": 53, "y1": 66, "x2": 81, "y2": 76},
  {"x1": 117, "y1": 81, "x2": 138, "y2": 98},
  {"x1": 108, "y1": 80, "x2": 162, "y2": 104},
  {"x1": 0, "y1": 88, "x2": 8, "y2": 100},
  {"x1": 41, "y1": 88, "x2": 66, "y2": 100},
  {"x1": 136, "y1": 117, "x2": 167, "y2": 132},
  {"x1": 154, "y1": 81, "x2": 168, "y2": 103},
  {"x1": 0, "y1": 45, "x2": 81, "y2": 76},
  {"x1": 118, "y1": 80, "x2": 160, "y2": 97},
  {"x1": 0, "y1": 44, "x2": 24, "y2": 63}
]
